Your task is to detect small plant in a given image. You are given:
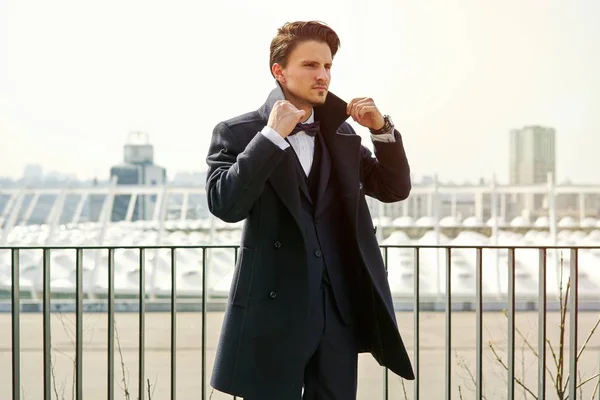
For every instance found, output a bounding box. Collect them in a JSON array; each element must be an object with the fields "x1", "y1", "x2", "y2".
[
  {"x1": 48, "y1": 311, "x2": 158, "y2": 399},
  {"x1": 457, "y1": 252, "x2": 600, "y2": 399}
]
